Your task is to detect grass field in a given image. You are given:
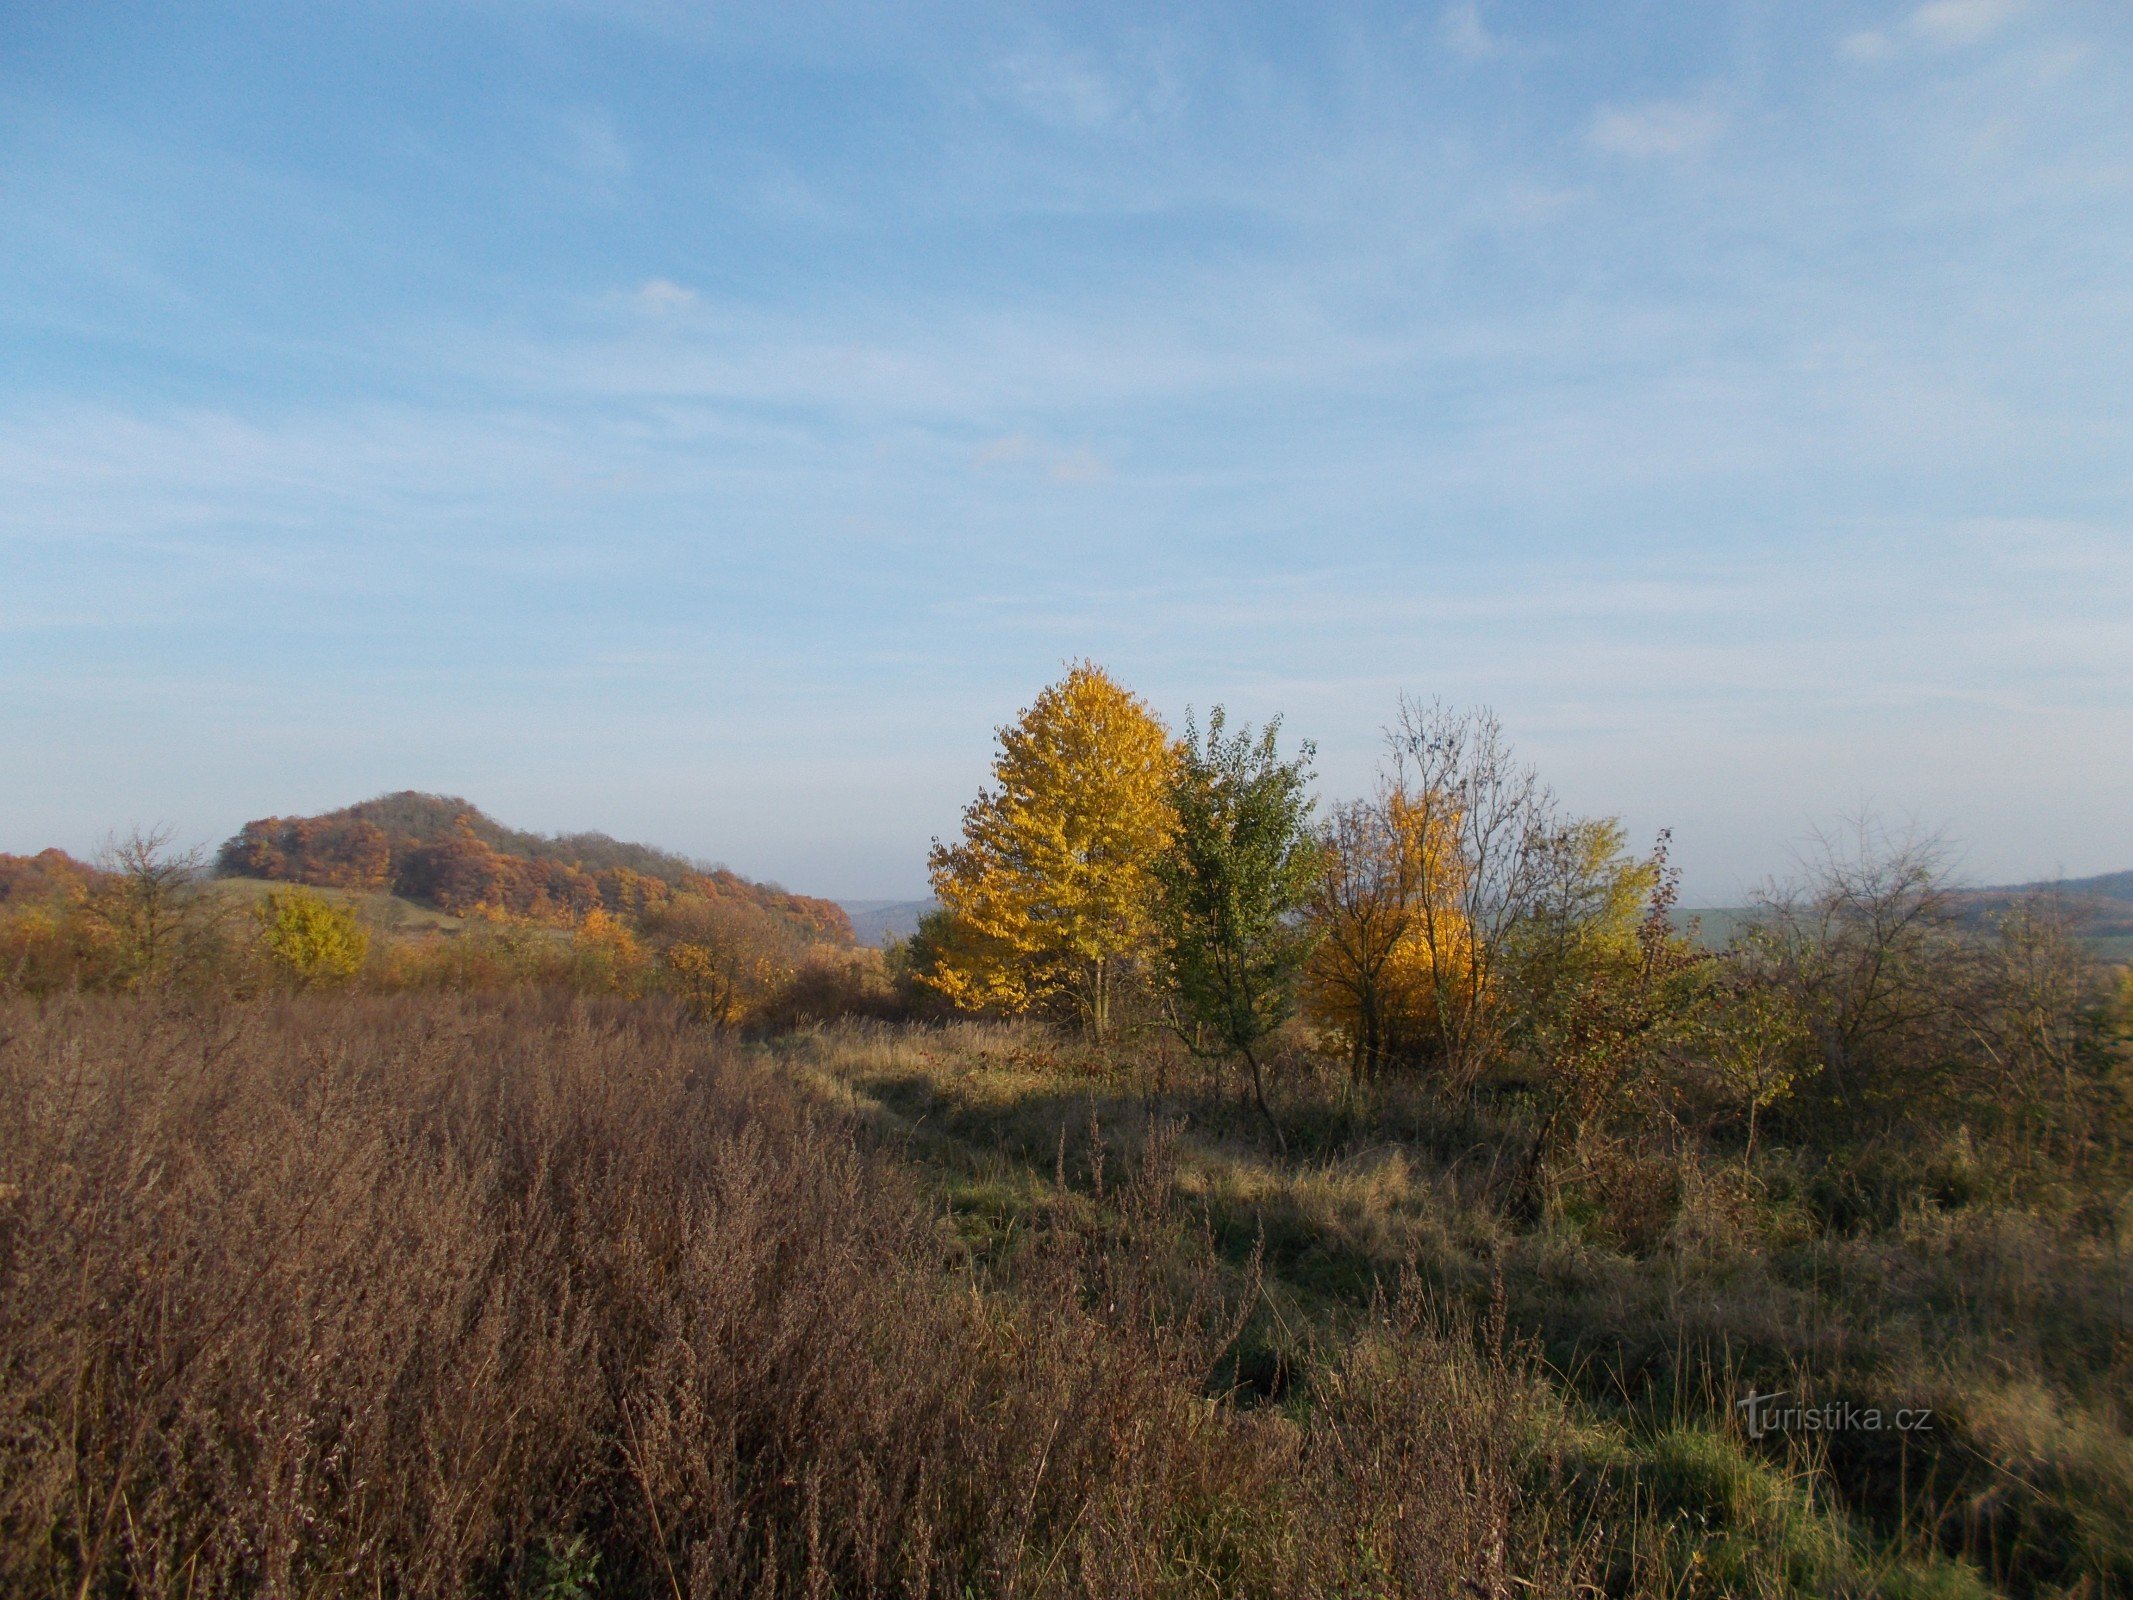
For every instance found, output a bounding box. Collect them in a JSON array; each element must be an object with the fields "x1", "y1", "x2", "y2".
[
  {"x1": 772, "y1": 1020, "x2": 2131, "y2": 1599},
  {"x1": 202, "y1": 875, "x2": 467, "y2": 933},
  {"x1": 6, "y1": 992, "x2": 2128, "y2": 1598}
]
